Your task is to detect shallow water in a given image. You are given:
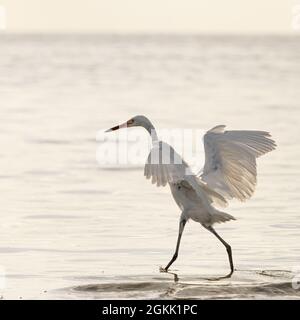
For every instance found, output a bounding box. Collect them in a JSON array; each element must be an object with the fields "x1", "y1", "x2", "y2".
[
  {"x1": 64, "y1": 270, "x2": 299, "y2": 300},
  {"x1": 0, "y1": 34, "x2": 300, "y2": 299}
]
